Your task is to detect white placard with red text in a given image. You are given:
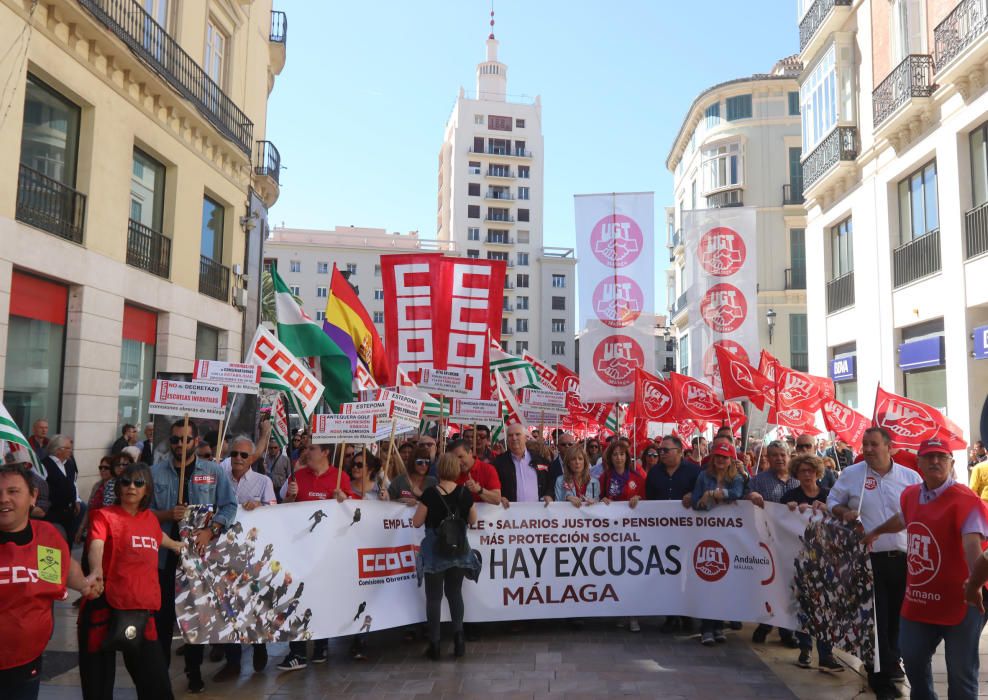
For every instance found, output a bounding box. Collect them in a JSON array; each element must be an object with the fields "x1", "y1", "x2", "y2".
[
  {"x1": 574, "y1": 193, "x2": 656, "y2": 402},
  {"x1": 417, "y1": 368, "x2": 469, "y2": 397},
  {"x1": 310, "y1": 414, "x2": 381, "y2": 443},
  {"x1": 192, "y1": 360, "x2": 262, "y2": 395},
  {"x1": 148, "y1": 380, "x2": 228, "y2": 420},
  {"x1": 449, "y1": 398, "x2": 501, "y2": 424},
  {"x1": 519, "y1": 388, "x2": 567, "y2": 413}
]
